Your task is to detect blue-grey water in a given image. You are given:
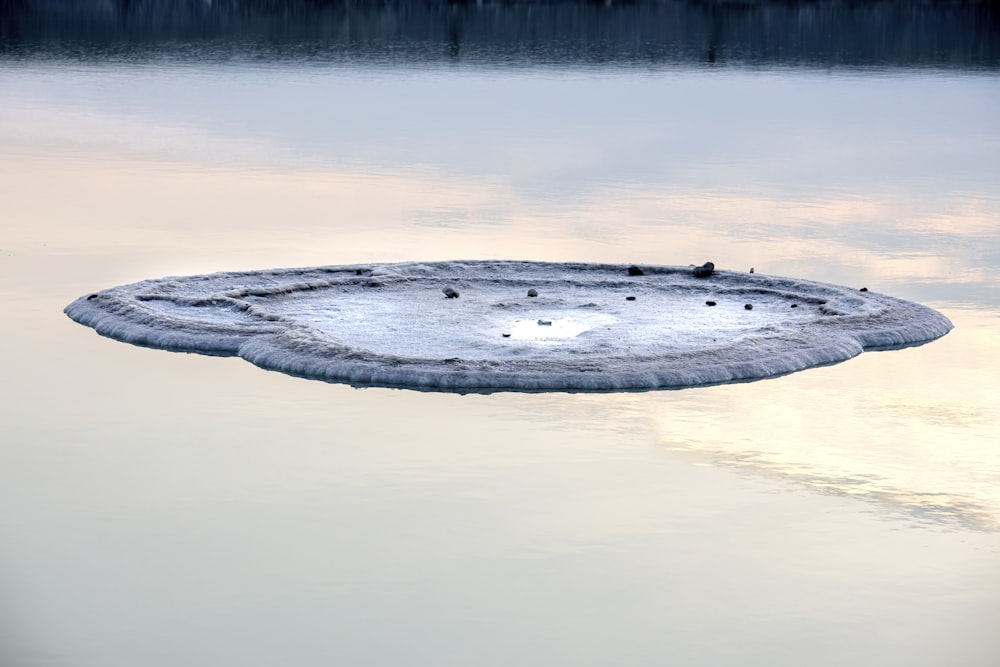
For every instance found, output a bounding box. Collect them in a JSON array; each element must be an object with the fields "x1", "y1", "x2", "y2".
[{"x1": 2, "y1": 2, "x2": 999, "y2": 666}]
